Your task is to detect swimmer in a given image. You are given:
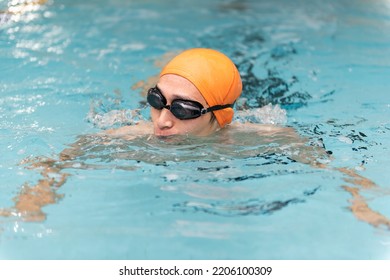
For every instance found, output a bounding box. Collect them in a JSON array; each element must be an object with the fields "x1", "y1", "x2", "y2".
[
  {"x1": 105, "y1": 48, "x2": 242, "y2": 138},
  {"x1": 1, "y1": 48, "x2": 389, "y2": 231},
  {"x1": 63, "y1": 48, "x2": 316, "y2": 163},
  {"x1": 104, "y1": 48, "x2": 306, "y2": 143}
]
